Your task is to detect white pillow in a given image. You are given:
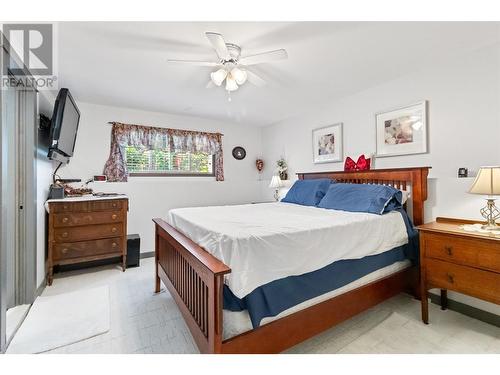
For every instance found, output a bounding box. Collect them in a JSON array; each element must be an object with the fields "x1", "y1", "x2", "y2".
[{"x1": 401, "y1": 189, "x2": 410, "y2": 204}]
